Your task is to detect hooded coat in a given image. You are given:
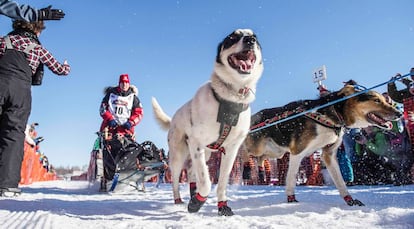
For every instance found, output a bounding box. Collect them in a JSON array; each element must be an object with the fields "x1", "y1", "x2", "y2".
[{"x1": 99, "y1": 84, "x2": 143, "y2": 137}]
